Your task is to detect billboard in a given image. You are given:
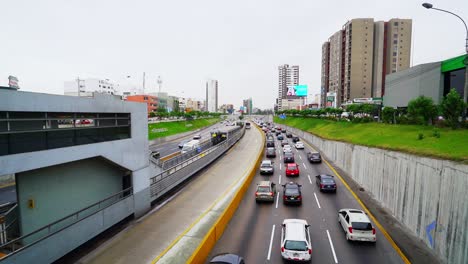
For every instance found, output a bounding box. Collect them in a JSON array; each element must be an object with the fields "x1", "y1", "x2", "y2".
[{"x1": 286, "y1": 85, "x2": 308, "y2": 97}]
